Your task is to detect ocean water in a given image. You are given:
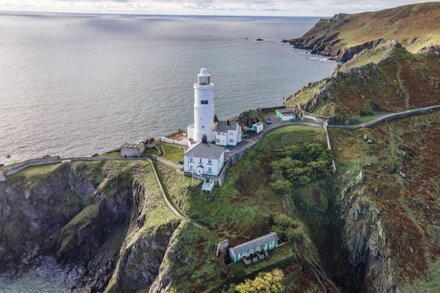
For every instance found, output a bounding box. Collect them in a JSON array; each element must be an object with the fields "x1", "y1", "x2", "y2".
[{"x1": 0, "y1": 13, "x2": 335, "y2": 165}]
